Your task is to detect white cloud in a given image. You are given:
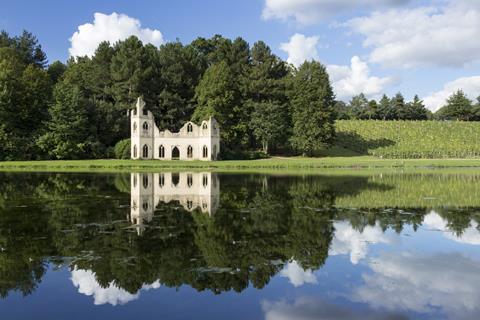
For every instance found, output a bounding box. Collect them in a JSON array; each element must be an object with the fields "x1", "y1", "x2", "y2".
[
  {"x1": 280, "y1": 33, "x2": 319, "y2": 67},
  {"x1": 279, "y1": 260, "x2": 318, "y2": 287},
  {"x1": 423, "y1": 210, "x2": 480, "y2": 245},
  {"x1": 280, "y1": 33, "x2": 395, "y2": 100},
  {"x1": 353, "y1": 251, "x2": 480, "y2": 319},
  {"x1": 69, "y1": 12, "x2": 164, "y2": 57},
  {"x1": 262, "y1": 296, "x2": 407, "y2": 320},
  {"x1": 329, "y1": 221, "x2": 398, "y2": 264},
  {"x1": 262, "y1": 0, "x2": 410, "y2": 25},
  {"x1": 327, "y1": 56, "x2": 397, "y2": 101},
  {"x1": 71, "y1": 269, "x2": 160, "y2": 306},
  {"x1": 422, "y1": 76, "x2": 480, "y2": 112},
  {"x1": 345, "y1": 1, "x2": 480, "y2": 68}
]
